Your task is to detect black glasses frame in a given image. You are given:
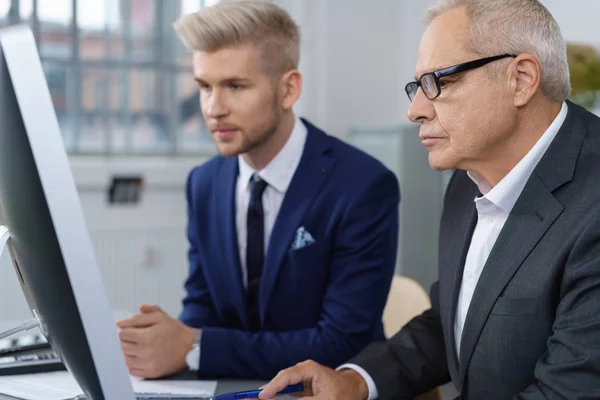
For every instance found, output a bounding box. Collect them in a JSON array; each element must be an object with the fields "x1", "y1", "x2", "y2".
[{"x1": 405, "y1": 54, "x2": 517, "y2": 101}]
